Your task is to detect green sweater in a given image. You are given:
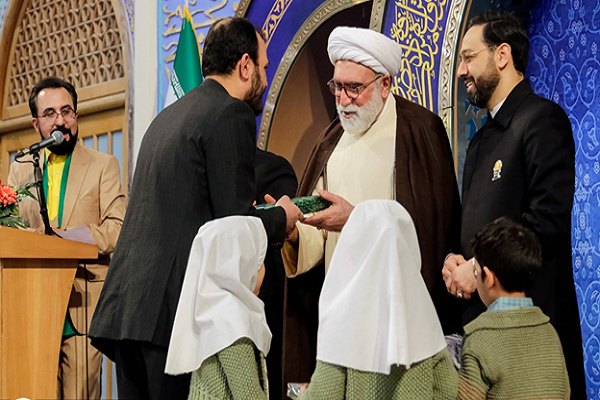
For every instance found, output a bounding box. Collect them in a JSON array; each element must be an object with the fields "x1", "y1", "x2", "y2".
[
  {"x1": 188, "y1": 338, "x2": 268, "y2": 400},
  {"x1": 298, "y1": 348, "x2": 457, "y2": 400},
  {"x1": 458, "y1": 307, "x2": 570, "y2": 400}
]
